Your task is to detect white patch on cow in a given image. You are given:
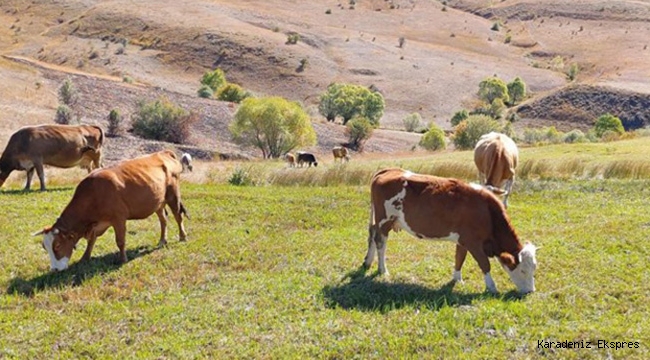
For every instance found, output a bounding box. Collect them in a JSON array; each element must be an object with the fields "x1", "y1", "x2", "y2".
[
  {"x1": 484, "y1": 272, "x2": 497, "y2": 293},
  {"x1": 503, "y1": 243, "x2": 537, "y2": 293},
  {"x1": 402, "y1": 170, "x2": 414, "y2": 178},
  {"x1": 19, "y1": 159, "x2": 34, "y2": 170},
  {"x1": 469, "y1": 183, "x2": 484, "y2": 191},
  {"x1": 42, "y1": 231, "x2": 69, "y2": 271}
]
